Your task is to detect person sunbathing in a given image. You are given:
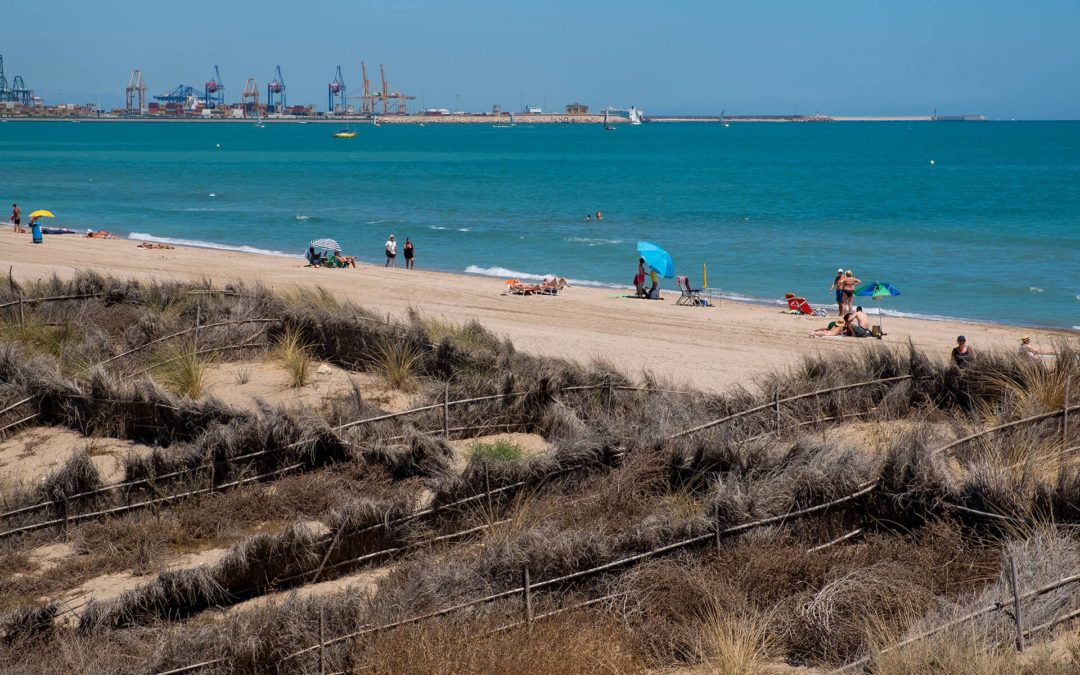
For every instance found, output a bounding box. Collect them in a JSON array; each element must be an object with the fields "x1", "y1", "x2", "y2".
[
  {"x1": 305, "y1": 246, "x2": 325, "y2": 267},
  {"x1": 541, "y1": 276, "x2": 568, "y2": 293},
  {"x1": 333, "y1": 250, "x2": 357, "y2": 268},
  {"x1": 137, "y1": 242, "x2": 174, "y2": 250},
  {"x1": 84, "y1": 229, "x2": 113, "y2": 239},
  {"x1": 506, "y1": 279, "x2": 540, "y2": 295},
  {"x1": 810, "y1": 316, "x2": 848, "y2": 337}
]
